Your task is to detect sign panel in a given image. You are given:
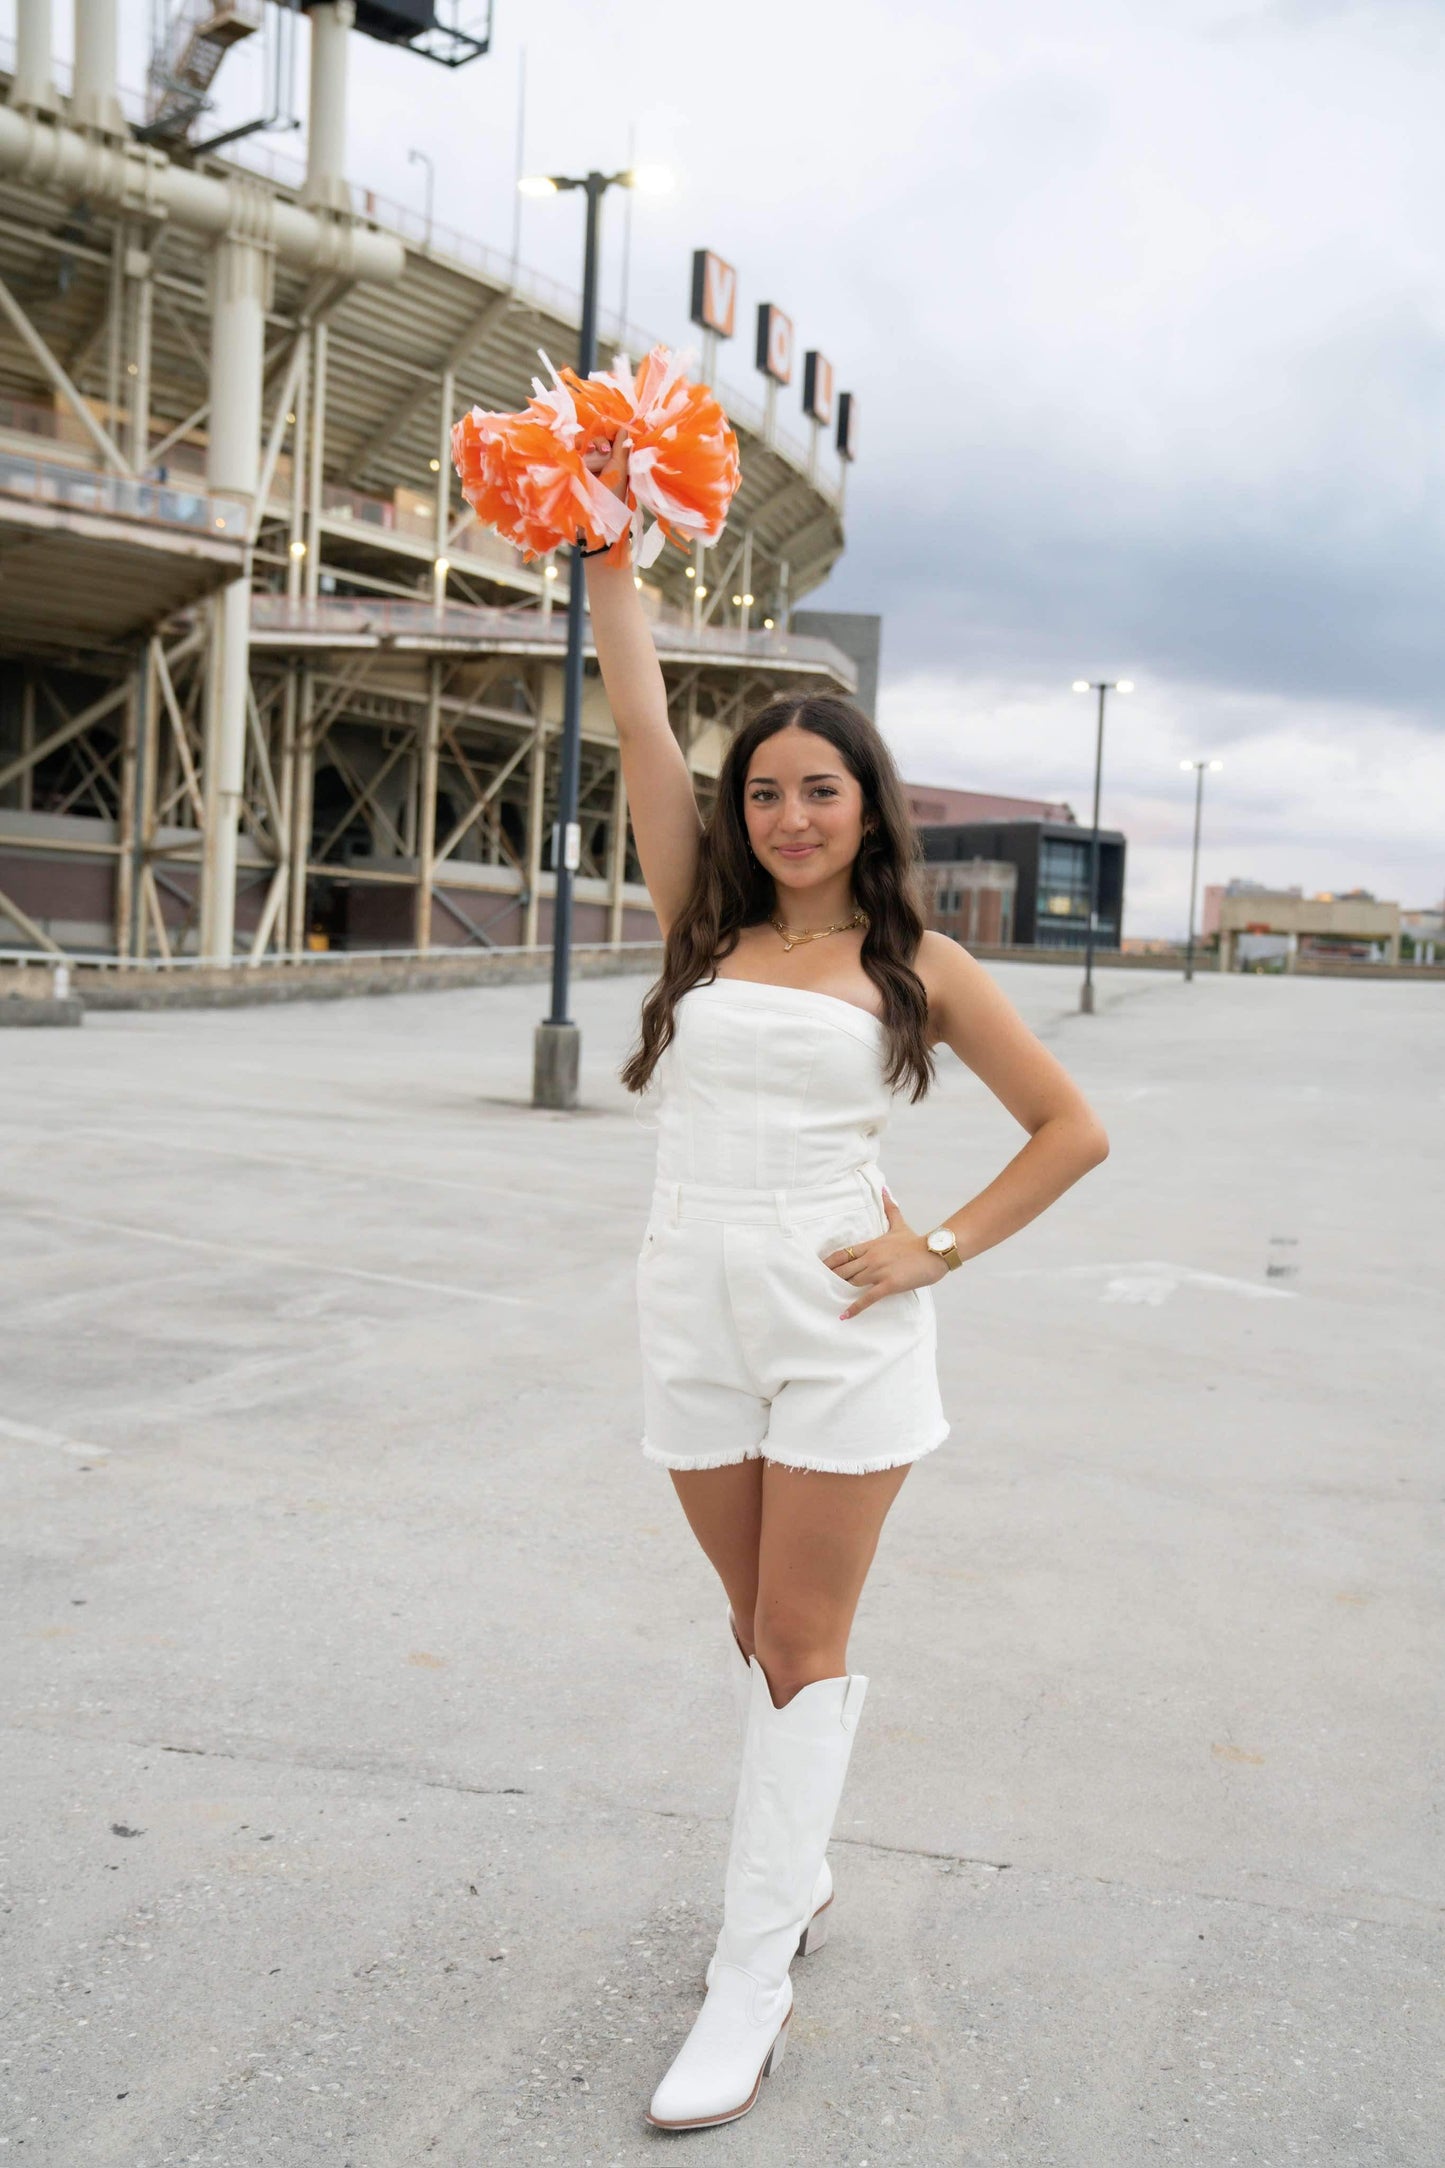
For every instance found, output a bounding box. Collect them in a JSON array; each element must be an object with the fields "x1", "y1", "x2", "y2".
[
  {"x1": 690, "y1": 249, "x2": 737, "y2": 339},
  {"x1": 836, "y1": 391, "x2": 858, "y2": 462},
  {"x1": 755, "y1": 302, "x2": 794, "y2": 385},
  {"x1": 803, "y1": 350, "x2": 835, "y2": 426}
]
